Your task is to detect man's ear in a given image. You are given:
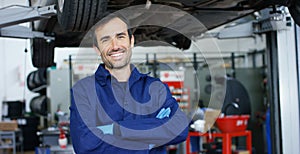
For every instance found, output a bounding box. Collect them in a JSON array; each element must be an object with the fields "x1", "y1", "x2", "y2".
[
  {"x1": 130, "y1": 35, "x2": 135, "y2": 48},
  {"x1": 93, "y1": 45, "x2": 101, "y2": 56}
]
